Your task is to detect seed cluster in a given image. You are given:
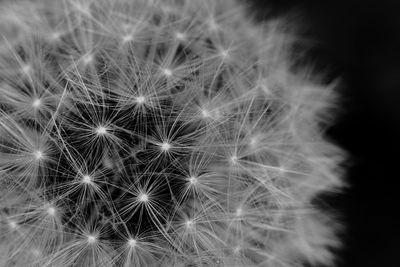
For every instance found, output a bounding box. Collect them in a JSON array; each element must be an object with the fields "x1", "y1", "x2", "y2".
[{"x1": 0, "y1": 0, "x2": 344, "y2": 266}]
